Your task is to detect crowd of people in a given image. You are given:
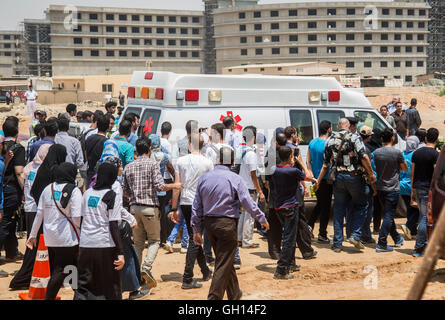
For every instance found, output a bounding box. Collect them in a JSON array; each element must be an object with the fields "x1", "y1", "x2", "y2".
[{"x1": 0, "y1": 98, "x2": 441, "y2": 300}]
